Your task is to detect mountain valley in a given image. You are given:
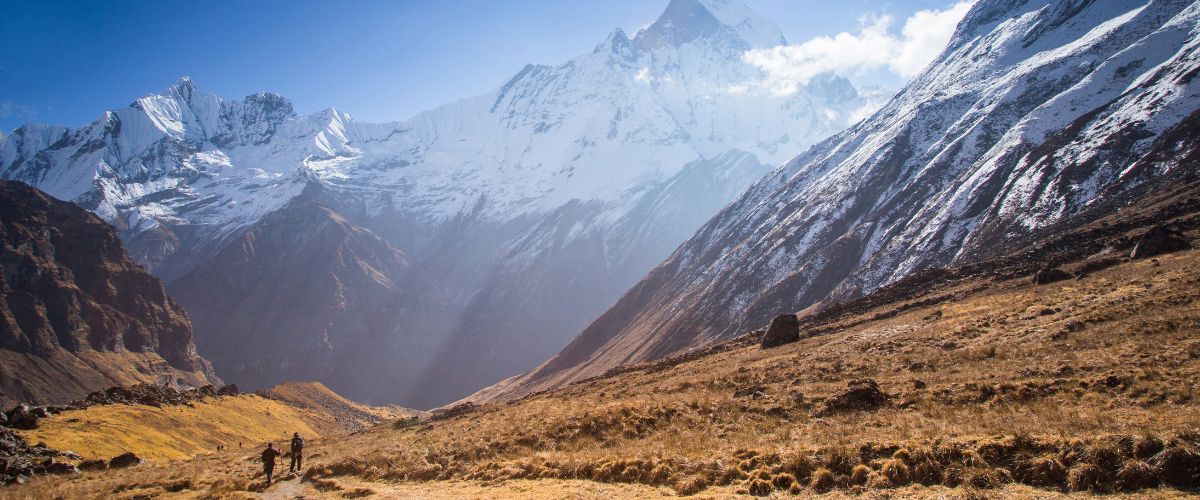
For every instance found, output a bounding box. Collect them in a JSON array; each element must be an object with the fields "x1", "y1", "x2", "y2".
[{"x1": 0, "y1": 0, "x2": 1198, "y2": 497}]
